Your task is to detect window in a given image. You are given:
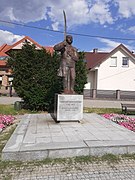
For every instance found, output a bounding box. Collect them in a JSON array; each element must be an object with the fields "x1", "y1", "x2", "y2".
[
  {"x1": 110, "y1": 57, "x2": 117, "y2": 67},
  {"x1": 122, "y1": 57, "x2": 129, "y2": 67}
]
